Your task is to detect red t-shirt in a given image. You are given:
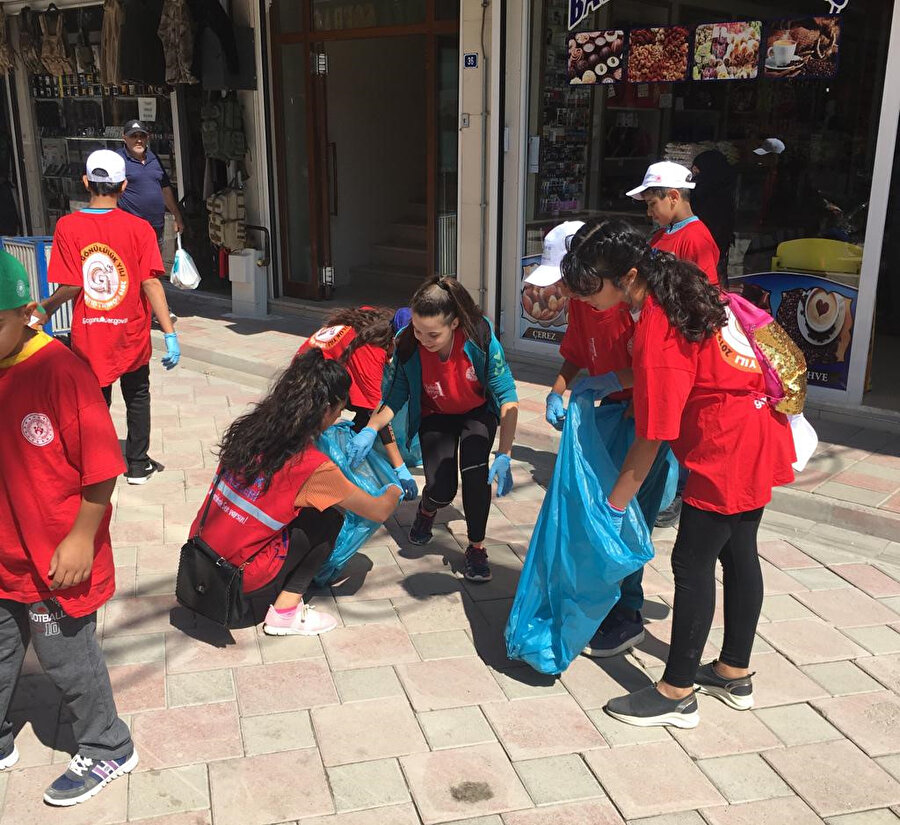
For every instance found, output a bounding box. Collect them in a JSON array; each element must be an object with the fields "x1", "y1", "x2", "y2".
[
  {"x1": 0, "y1": 333, "x2": 125, "y2": 617},
  {"x1": 48, "y1": 208, "x2": 164, "y2": 386},
  {"x1": 560, "y1": 298, "x2": 635, "y2": 402},
  {"x1": 420, "y1": 331, "x2": 485, "y2": 416},
  {"x1": 188, "y1": 447, "x2": 330, "y2": 592},
  {"x1": 297, "y1": 324, "x2": 387, "y2": 410},
  {"x1": 632, "y1": 296, "x2": 795, "y2": 514},
  {"x1": 651, "y1": 217, "x2": 720, "y2": 286}
]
